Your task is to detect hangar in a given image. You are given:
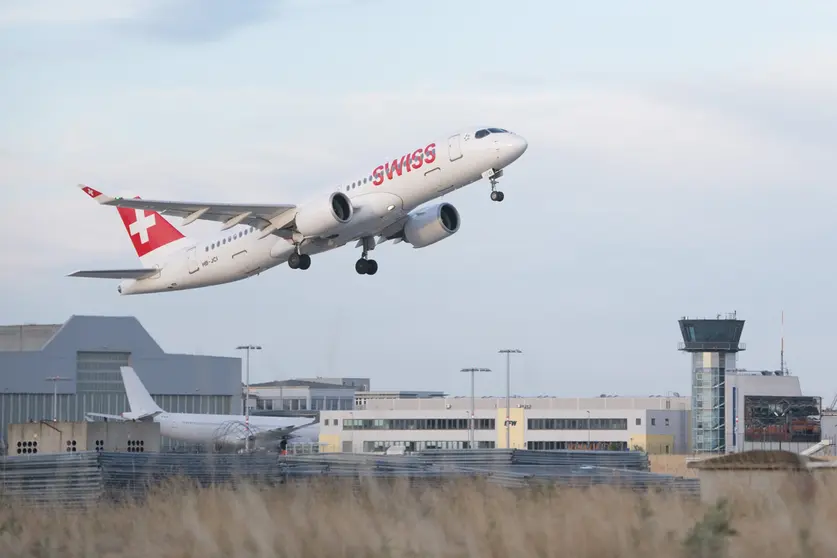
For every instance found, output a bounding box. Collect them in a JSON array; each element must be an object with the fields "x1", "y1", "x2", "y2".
[{"x1": 0, "y1": 315, "x2": 240, "y2": 450}]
